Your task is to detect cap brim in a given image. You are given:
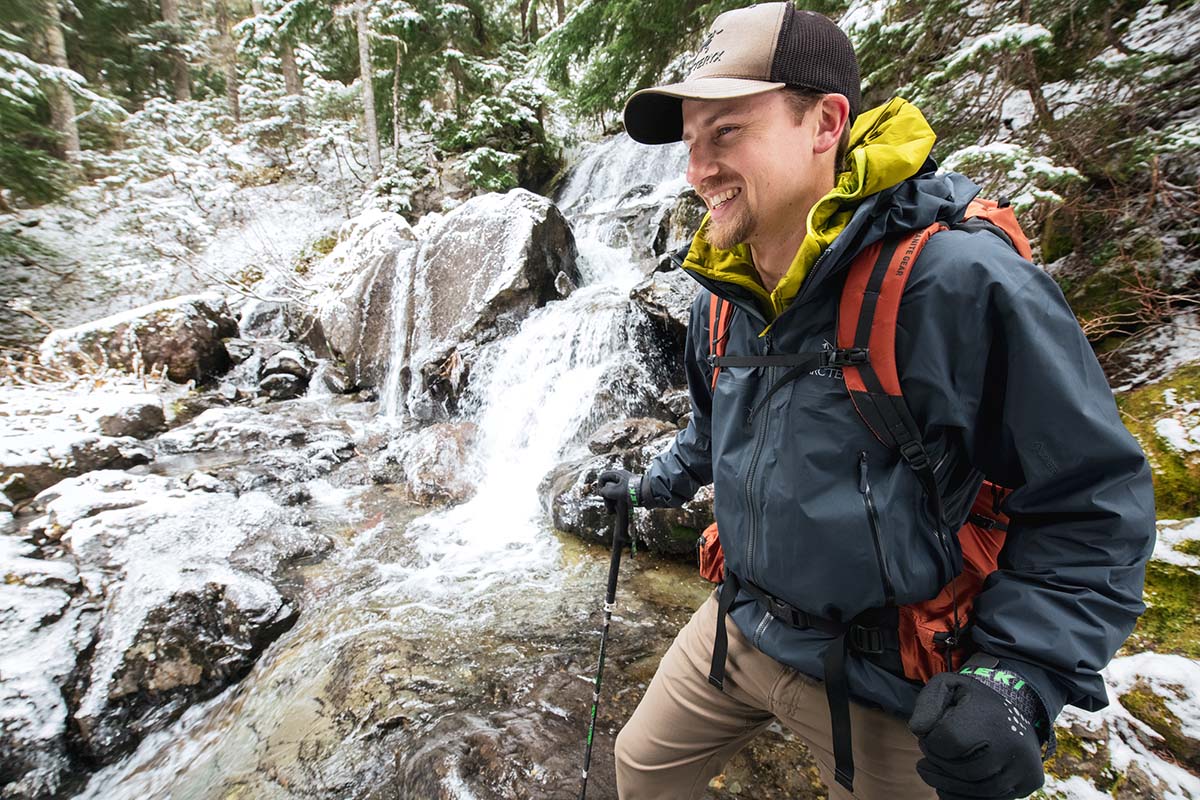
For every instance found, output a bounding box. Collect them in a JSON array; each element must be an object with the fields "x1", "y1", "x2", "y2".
[{"x1": 622, "y1": 78, "x2": 786, "y2": 144}]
